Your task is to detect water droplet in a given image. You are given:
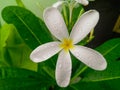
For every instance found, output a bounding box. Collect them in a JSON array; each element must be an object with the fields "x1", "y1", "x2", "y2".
[
  {"x1": 50, "y1": 44, "x2": 55, "y2": 47},
  {"x1": 75, "y1": 53, "x2": 80, "y2": 57},
  {"x1": 61, "y1": 80, "x2": 68, "y2": 86},
  {"x1": 41, "y1": 55, "x2": 47, "y2": 60},
  {"x1": 59, "y1": 64, "x2": 62, "y2": 68}
]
